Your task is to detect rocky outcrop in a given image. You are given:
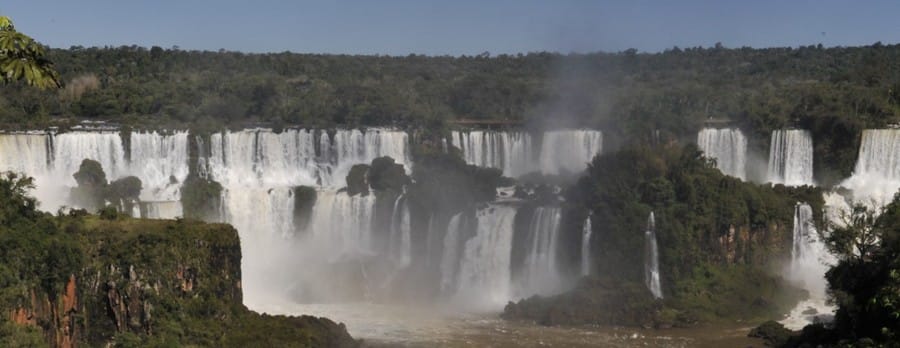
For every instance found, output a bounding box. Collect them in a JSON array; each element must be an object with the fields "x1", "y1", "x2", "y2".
[{"x1": 5, "y1": 216, "x2": 356, "y2": 347}]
